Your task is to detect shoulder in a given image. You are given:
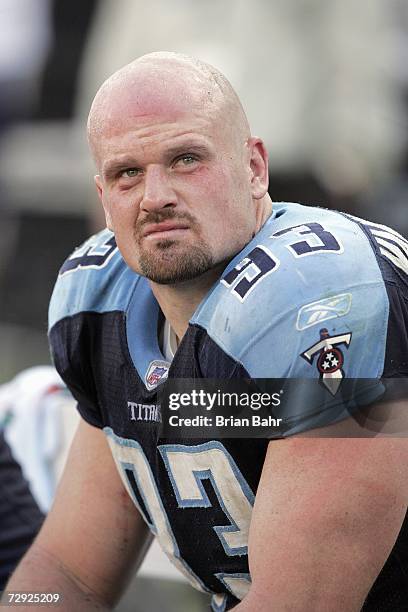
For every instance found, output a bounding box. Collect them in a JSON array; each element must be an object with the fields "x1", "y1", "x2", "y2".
[
  {"x1": 192, "y1": 203, "x2": 406, "y2": 378},
  {"x1": 48, "y1": 229, "x2": 141, "y2": 331},
  {"x1": 47, "y1": 229, "x2": 143, "y2": 428}
]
